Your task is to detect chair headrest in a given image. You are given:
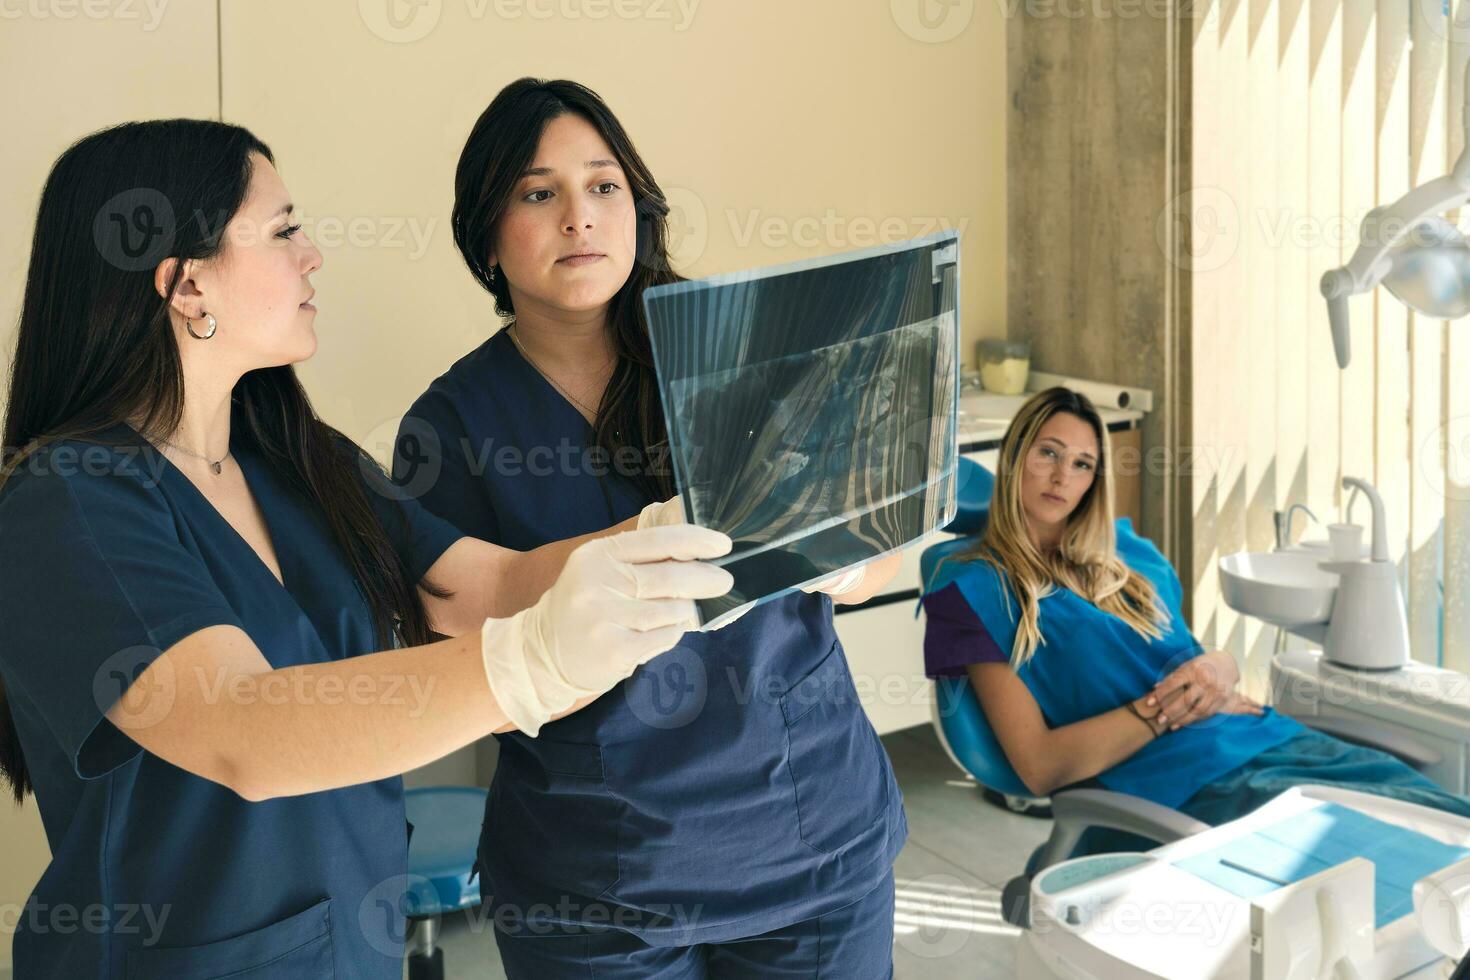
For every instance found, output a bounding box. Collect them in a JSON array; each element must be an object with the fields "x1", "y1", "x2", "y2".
[
  {"x1": 921, "y1": 459, "x2": 1034, "y2": 799},
  {"x1": 944, "y1": 457, "x2": 995, "y2": 537},
  {"x1": 920, "y1": 458, "x2": 995, "y2": 591}
]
